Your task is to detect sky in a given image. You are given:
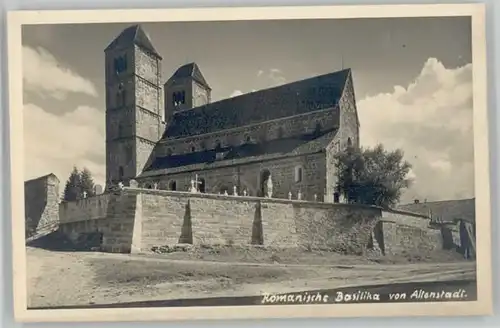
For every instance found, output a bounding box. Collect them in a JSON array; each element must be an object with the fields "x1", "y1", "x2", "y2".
[{"x1": 21, "y1": 16, "x2": 474, "y2": 204}]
